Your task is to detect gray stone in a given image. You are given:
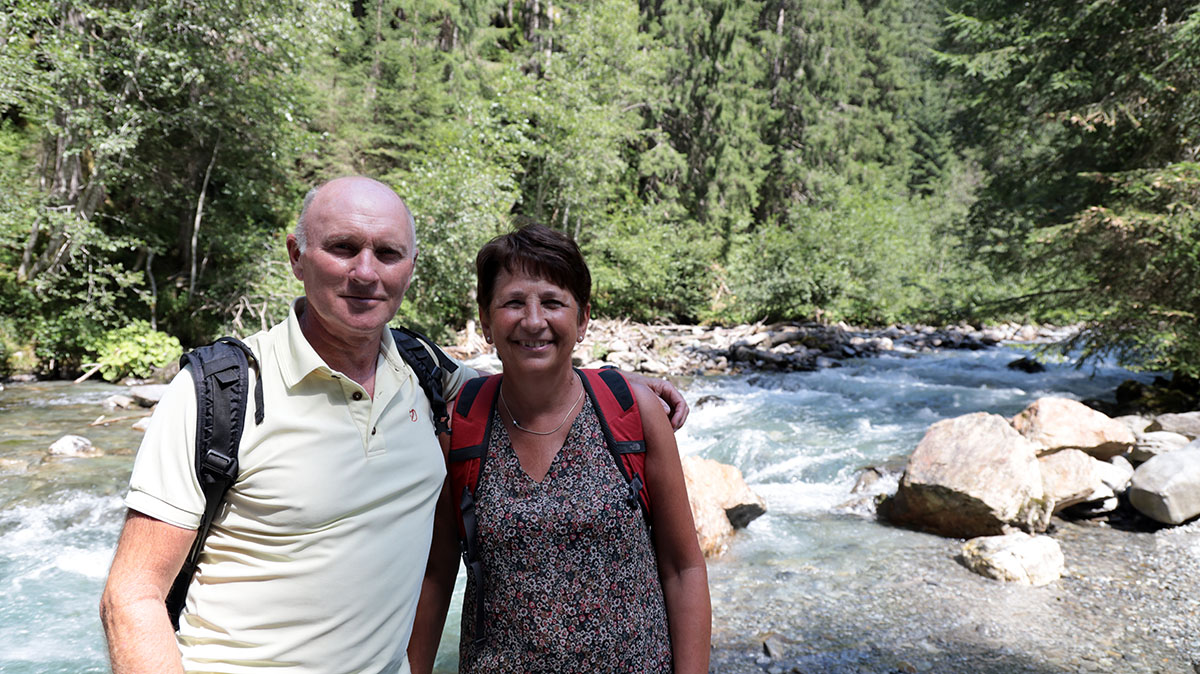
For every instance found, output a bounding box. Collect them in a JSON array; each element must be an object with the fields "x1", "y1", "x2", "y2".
[
  {"x1": 48, "y1": 434, "x2": 102, "y2": 457},
  {"x1": 1130, "y1": 431, "x2": 1190, "y2": 463},
  {"x1": 103, "y1": 394, "x2": 137, "y2": 409},
  {"x1": 878, "y1": 413, "x2": 1051, "y2": 537},
  {"x1": 960, "y1": 533, "x2": 1064, "y2": 586},
  {"x1": 1094, "y1": 455, "x2": 1134, "y2": 494},
  {"x1": 128, "y1": 384, "x2": 169, "y2": 407},
  {"x1": 1128, "y1": 448, "x2": 1200, "y2": 525},
  {"x1": 1146, "y1": 411, "x2": 1200, "y2": 439}
]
